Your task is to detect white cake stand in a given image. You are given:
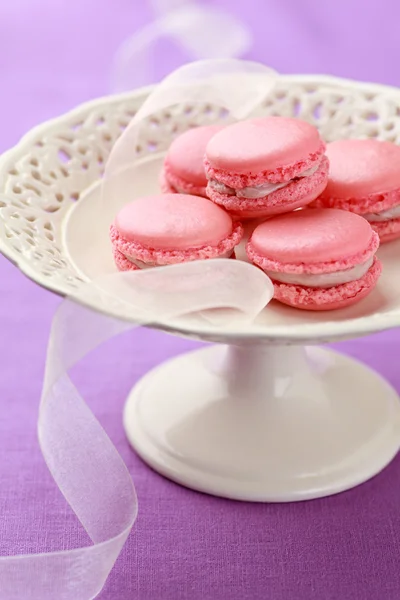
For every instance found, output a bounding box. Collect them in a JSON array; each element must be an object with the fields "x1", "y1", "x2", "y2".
[{"x1": 1, "y1": 74, "x2": 400, "y2": 501}]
